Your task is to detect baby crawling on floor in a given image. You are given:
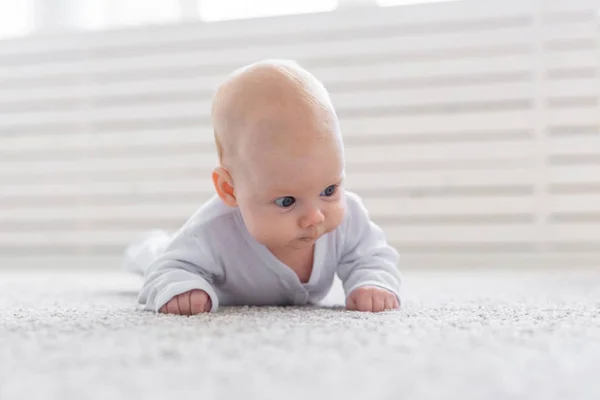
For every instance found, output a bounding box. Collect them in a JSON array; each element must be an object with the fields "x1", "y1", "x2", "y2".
[{"x1": 124, "y1": 59, "x2": 402, "y2": 315}]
